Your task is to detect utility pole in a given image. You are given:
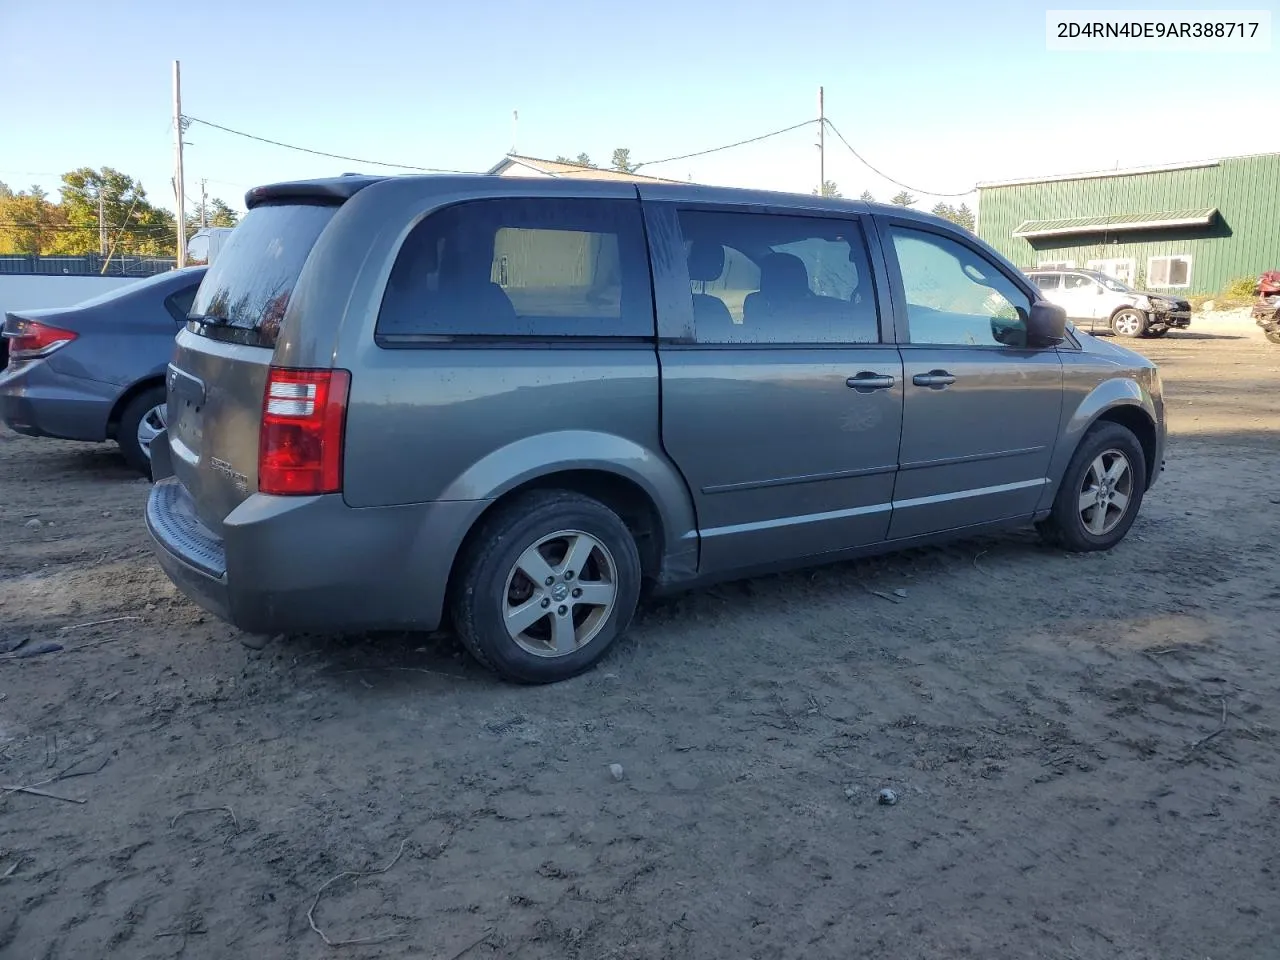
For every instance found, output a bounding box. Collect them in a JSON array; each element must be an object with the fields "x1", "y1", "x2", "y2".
[
  {"x1": 200, "y1": 178, "x2": 208, "y2": 228},
  {"x1": 817, "y1": 86, "x2": 825, "y2": 196},
  {"x1": 511, "y1": 109, "x2": 519, "y2": 155},
  {"x1": 98, "y1": 191, "x2": 106, "y2": 255},
  {"x1": 173, "y1": 60, "x2": 187, "y2": 267}
]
